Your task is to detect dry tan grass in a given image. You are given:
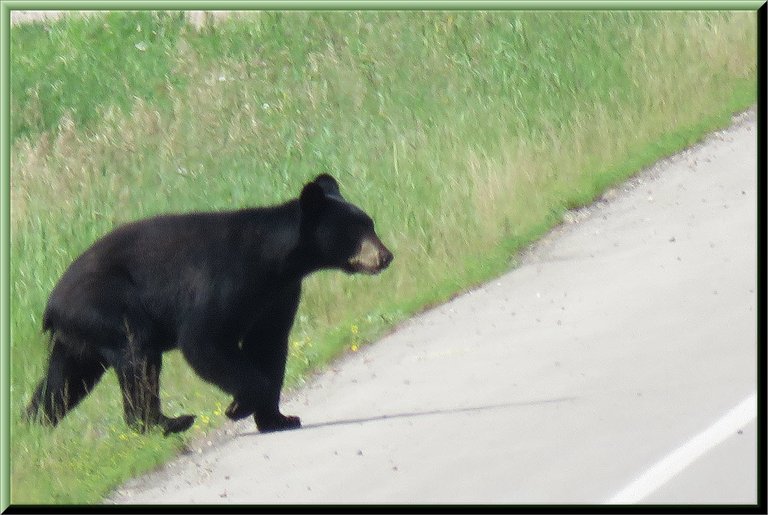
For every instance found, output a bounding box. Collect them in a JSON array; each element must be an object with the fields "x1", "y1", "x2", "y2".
[{"x1": 10, "y1": 10, "x2": 237, "y2": 27}]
